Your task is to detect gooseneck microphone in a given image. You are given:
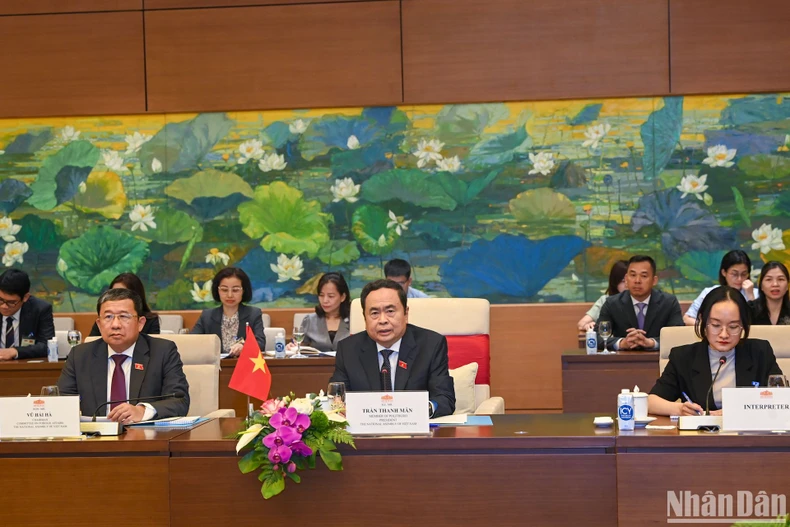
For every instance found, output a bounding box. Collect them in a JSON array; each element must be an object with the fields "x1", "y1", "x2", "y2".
[
  {"x1": 91, "y1": 392, "x2": 185, "y2": 421},
  {"x1": 705, "y1": 357, "x2": 727, "y2": 416}
]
